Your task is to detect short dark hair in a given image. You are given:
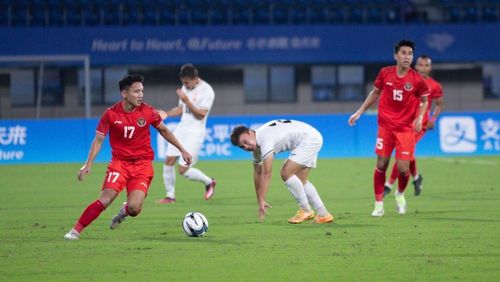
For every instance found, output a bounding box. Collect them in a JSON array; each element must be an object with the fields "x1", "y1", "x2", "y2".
[
  {"x1": 119, "y1": 74, "x2": 144, "y2": 91},
  {"x1": 418, "y1": 54, "x2": 431, "y2": 61},
  {"x1": 230, "y1": 125, "x2": 250, "y2": 146},
  {"x1": 179, "y1": 64, "x2": 199, "y2": 79},
  {"x1": 394, "y1": 40, "x2": 415, "y2": 54}
]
